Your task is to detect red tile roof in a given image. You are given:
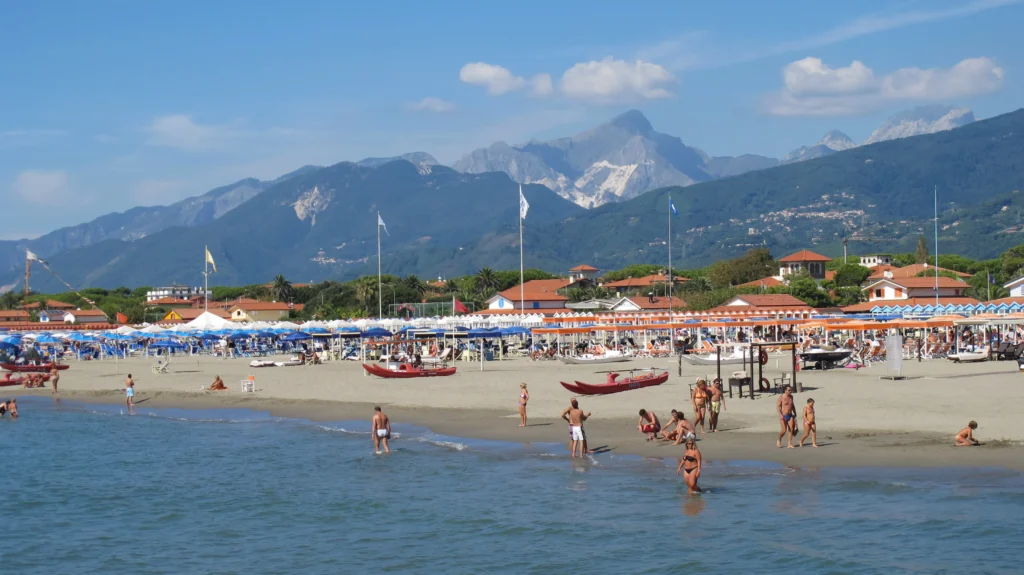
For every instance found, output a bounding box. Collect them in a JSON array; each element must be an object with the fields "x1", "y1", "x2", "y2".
[
  {"x1": 496, "y1": 279, "x2": 571, "y2": 302},
  {"x1": 841, "y1": 297, "x2": 981, "y2": 313},
  {"x1": 778, "y1": 249, "x2": 831, "y2": 263},
  {"x1": 0, "y1": 310, "x2": 30, "y2": 319},
  {"x1": 569, "y1": 264, "x2": 599, "y2": 272},
  {"x1": 145, "y1": 296, "x2": 193, "y2": 306},
  {"x1": 864, "y1": 277, "x2": 967, "y2": 290},
  {"x1": 737, "y1": 276, "x2": 784, "y2": 289},
  {"x1": 825, "y1": 270, "x2": 836, "y2": 281},
  {"x1": 731, "y1": 294, "x2": 811, "y2": 307},
  {"x1": 20, "y1": 299, "x2": 75, "y2": 310},
  {"x1": 167, "y1": 308, "x2": 231, "y2": 320},
  {"x1": 473, "y1": 307, "x2": 575, "y2": 316},
  {"x1": 868, "y1": 263, "x2": 972, "y2": 279},
  {"x1": 229, "y1": 301, "x2": 292, "y2": 311},
  {"x1": 621, "y1": 296, "x2": 686, "y2": 310},
  {"x1": 604, "y1": 273, "x2": 687, "y2": 289}
]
